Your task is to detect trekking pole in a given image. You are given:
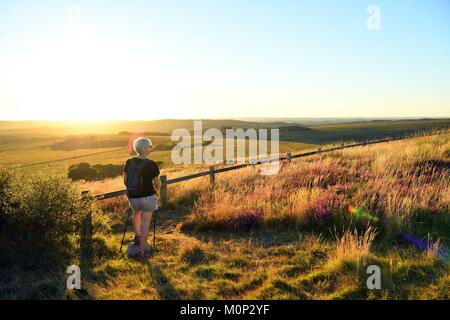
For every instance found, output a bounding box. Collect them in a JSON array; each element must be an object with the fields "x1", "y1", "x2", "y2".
[
  {"x1": 153, "y1": 209, "x2": 157, "y2": 250},
  {"x1": 120, "y1": 208, "x2": 131, "y2": 253}
]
